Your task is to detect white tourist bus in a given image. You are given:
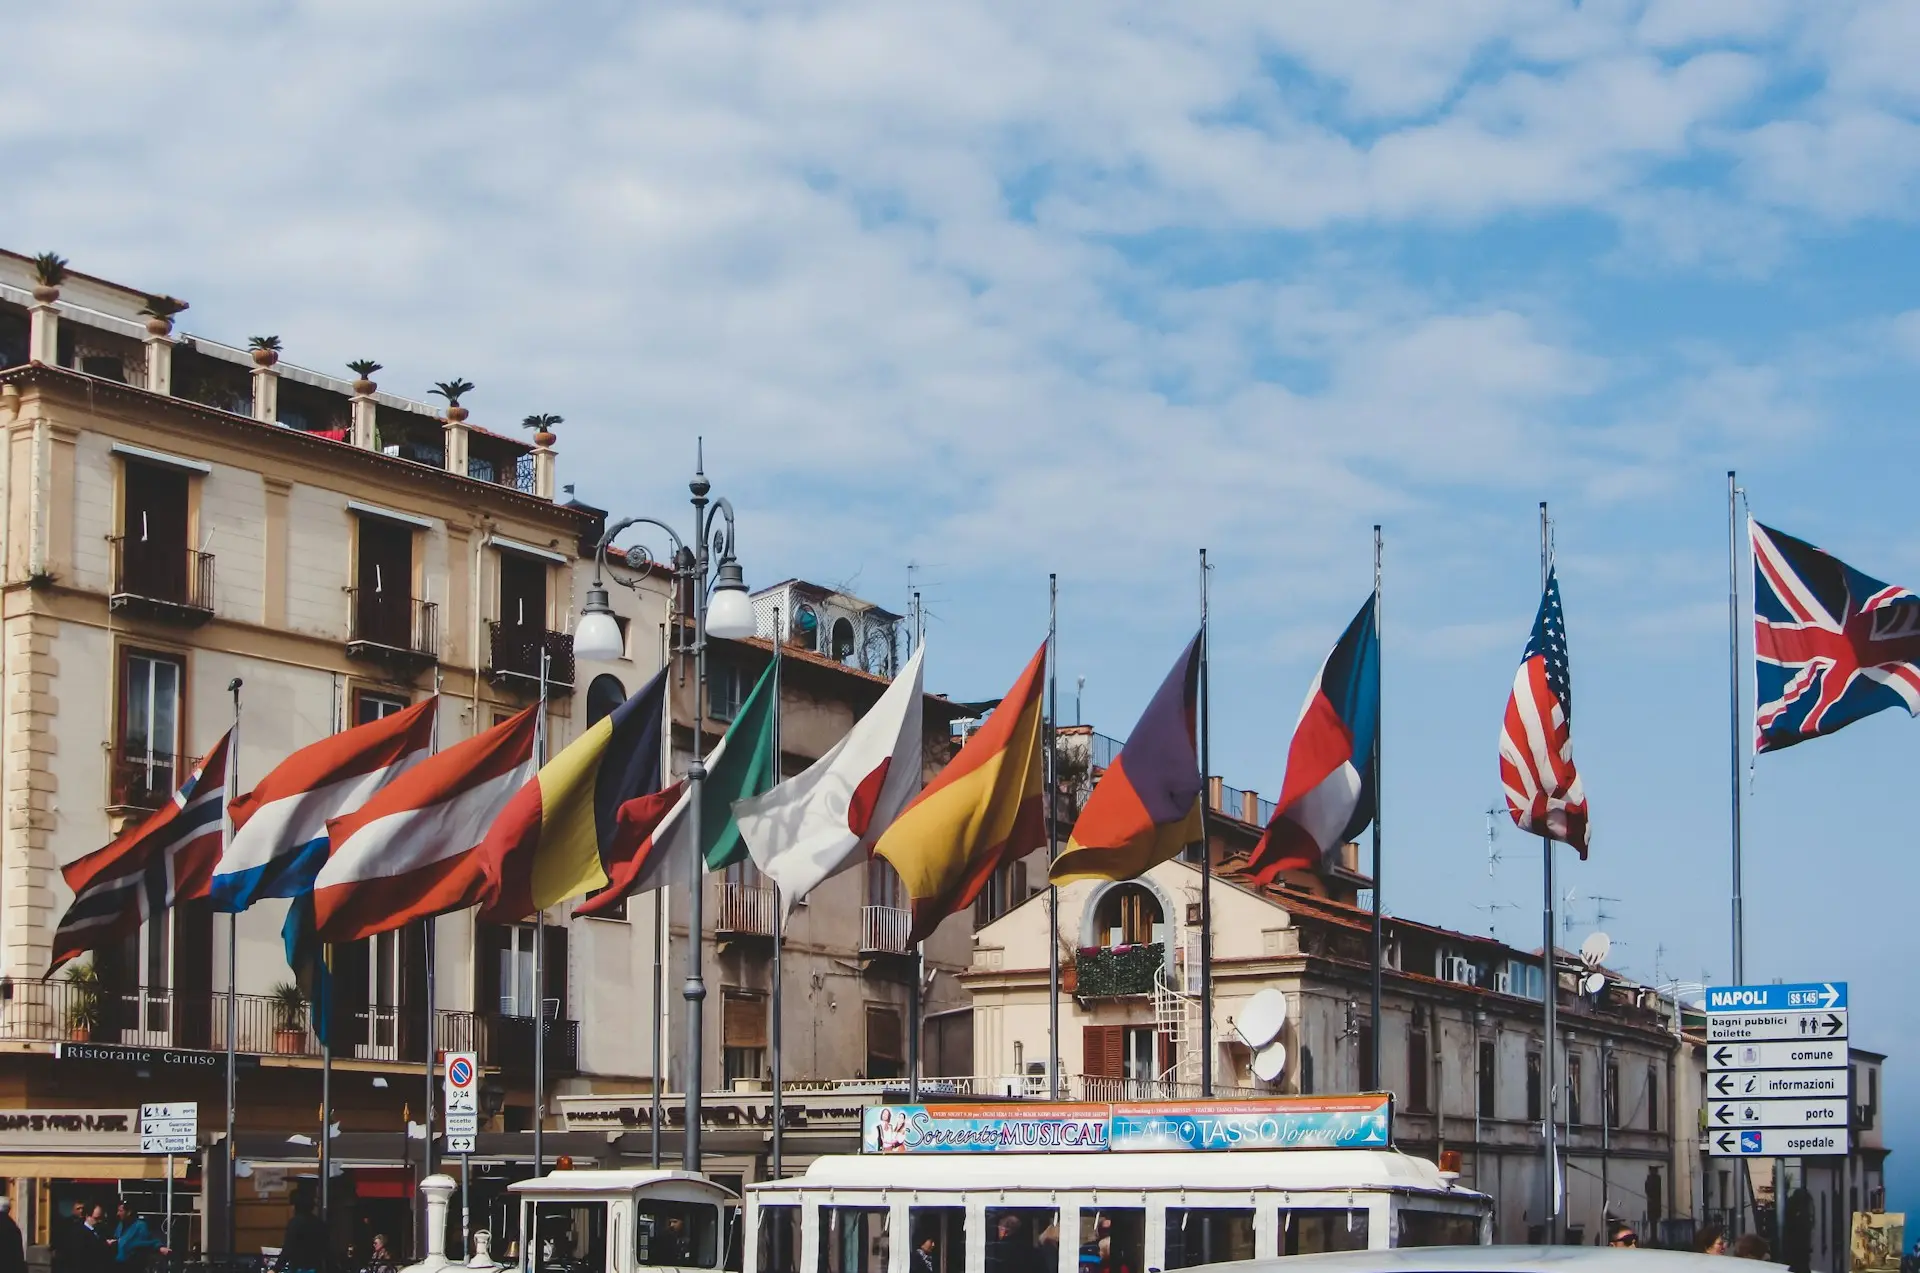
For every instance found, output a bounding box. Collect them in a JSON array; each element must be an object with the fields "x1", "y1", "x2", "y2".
[
  {"x1": 743, "y1": 1098, "x2": 1491, "y2": 1273},
  {"x1": 507, "y1": 1169, "x2": 741, "y2": 1273}
]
